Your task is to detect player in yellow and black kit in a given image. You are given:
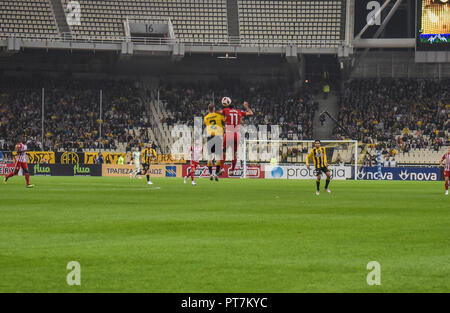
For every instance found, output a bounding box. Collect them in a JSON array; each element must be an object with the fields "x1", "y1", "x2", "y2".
[
  {"x1": 140, "y1": 143, "x2": 157, "y2": 185},
  {"x1": 204, "y1": 103, "x2": 225, "y2": 181},
  {"x1": 306, "y1": 139, "x2": 331, "y2": 195}
]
